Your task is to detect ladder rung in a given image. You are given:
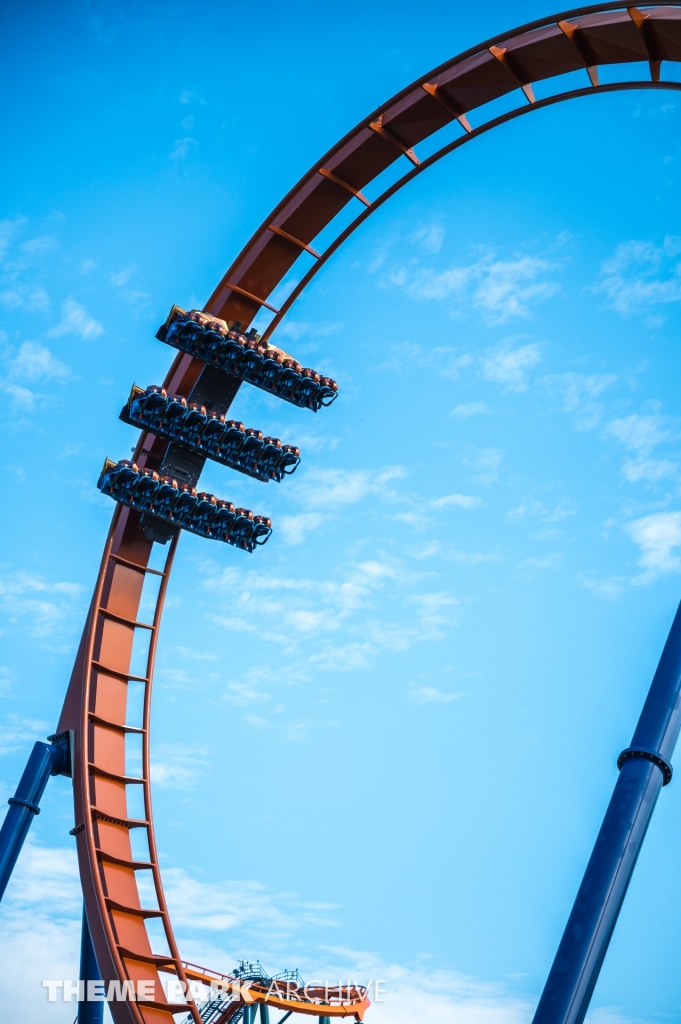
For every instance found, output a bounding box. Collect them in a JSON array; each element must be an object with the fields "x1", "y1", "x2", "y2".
[
  {"x1": 97, "y1": 850, "x2": 154, "y2": 870},
  {"x1": 98, "y1": 608, "x2": 155, "y2": 630},
  {"x1": 88, "y1": 712, "x2": 144, "y2": 735},
  {"x1": 268, "y1": 223, "x2": 320, "y2": 258},
  {"x1": 318, "y1": 166, "x2": 371, "y2": 206},
  {"x1": 110, "y1": 552, "x2": 165, "y2": 576},
  {"x1": 92, "y1": 807, "x2": 148, "y2": 829},
  {"x1": 105, "y1": 897, "x2": 163, "y2": 918},
  {"x1": 88, "y1": 762, "x2": 146, "y2": 784},
  {"x1": 91, "y1": 661, "x2": 148, "y2": 683},
  {"x1": 117, "y1": 946, "x2": 177, "y2": 967},
  {"x1": 225, "y1": 280, "x2": 281, "y2": 314}
]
